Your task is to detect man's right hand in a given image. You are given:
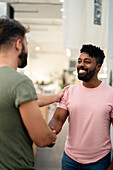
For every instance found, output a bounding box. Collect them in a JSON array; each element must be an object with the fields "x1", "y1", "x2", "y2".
[{"x1": 47, "y1": 129, "x2": 56, "y2": 148}]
